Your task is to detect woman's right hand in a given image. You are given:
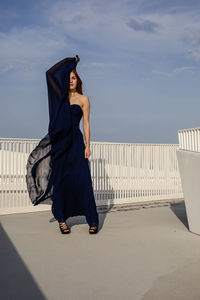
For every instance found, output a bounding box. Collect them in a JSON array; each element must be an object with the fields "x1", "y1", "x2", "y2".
[{"x1": 75, "y1": 55, "x2": 79, "y2": 62}]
